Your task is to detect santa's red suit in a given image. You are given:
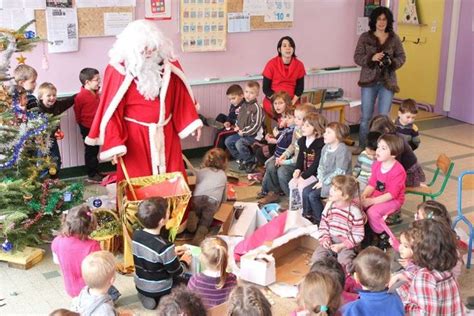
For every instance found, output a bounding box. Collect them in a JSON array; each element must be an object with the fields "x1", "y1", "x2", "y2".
[
  {"x1": 85, "y1": 60, "x2": 202, "y2": 181},
  {"x1": 262, "y1": 56, "x2": 306, "y2": 117}
]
